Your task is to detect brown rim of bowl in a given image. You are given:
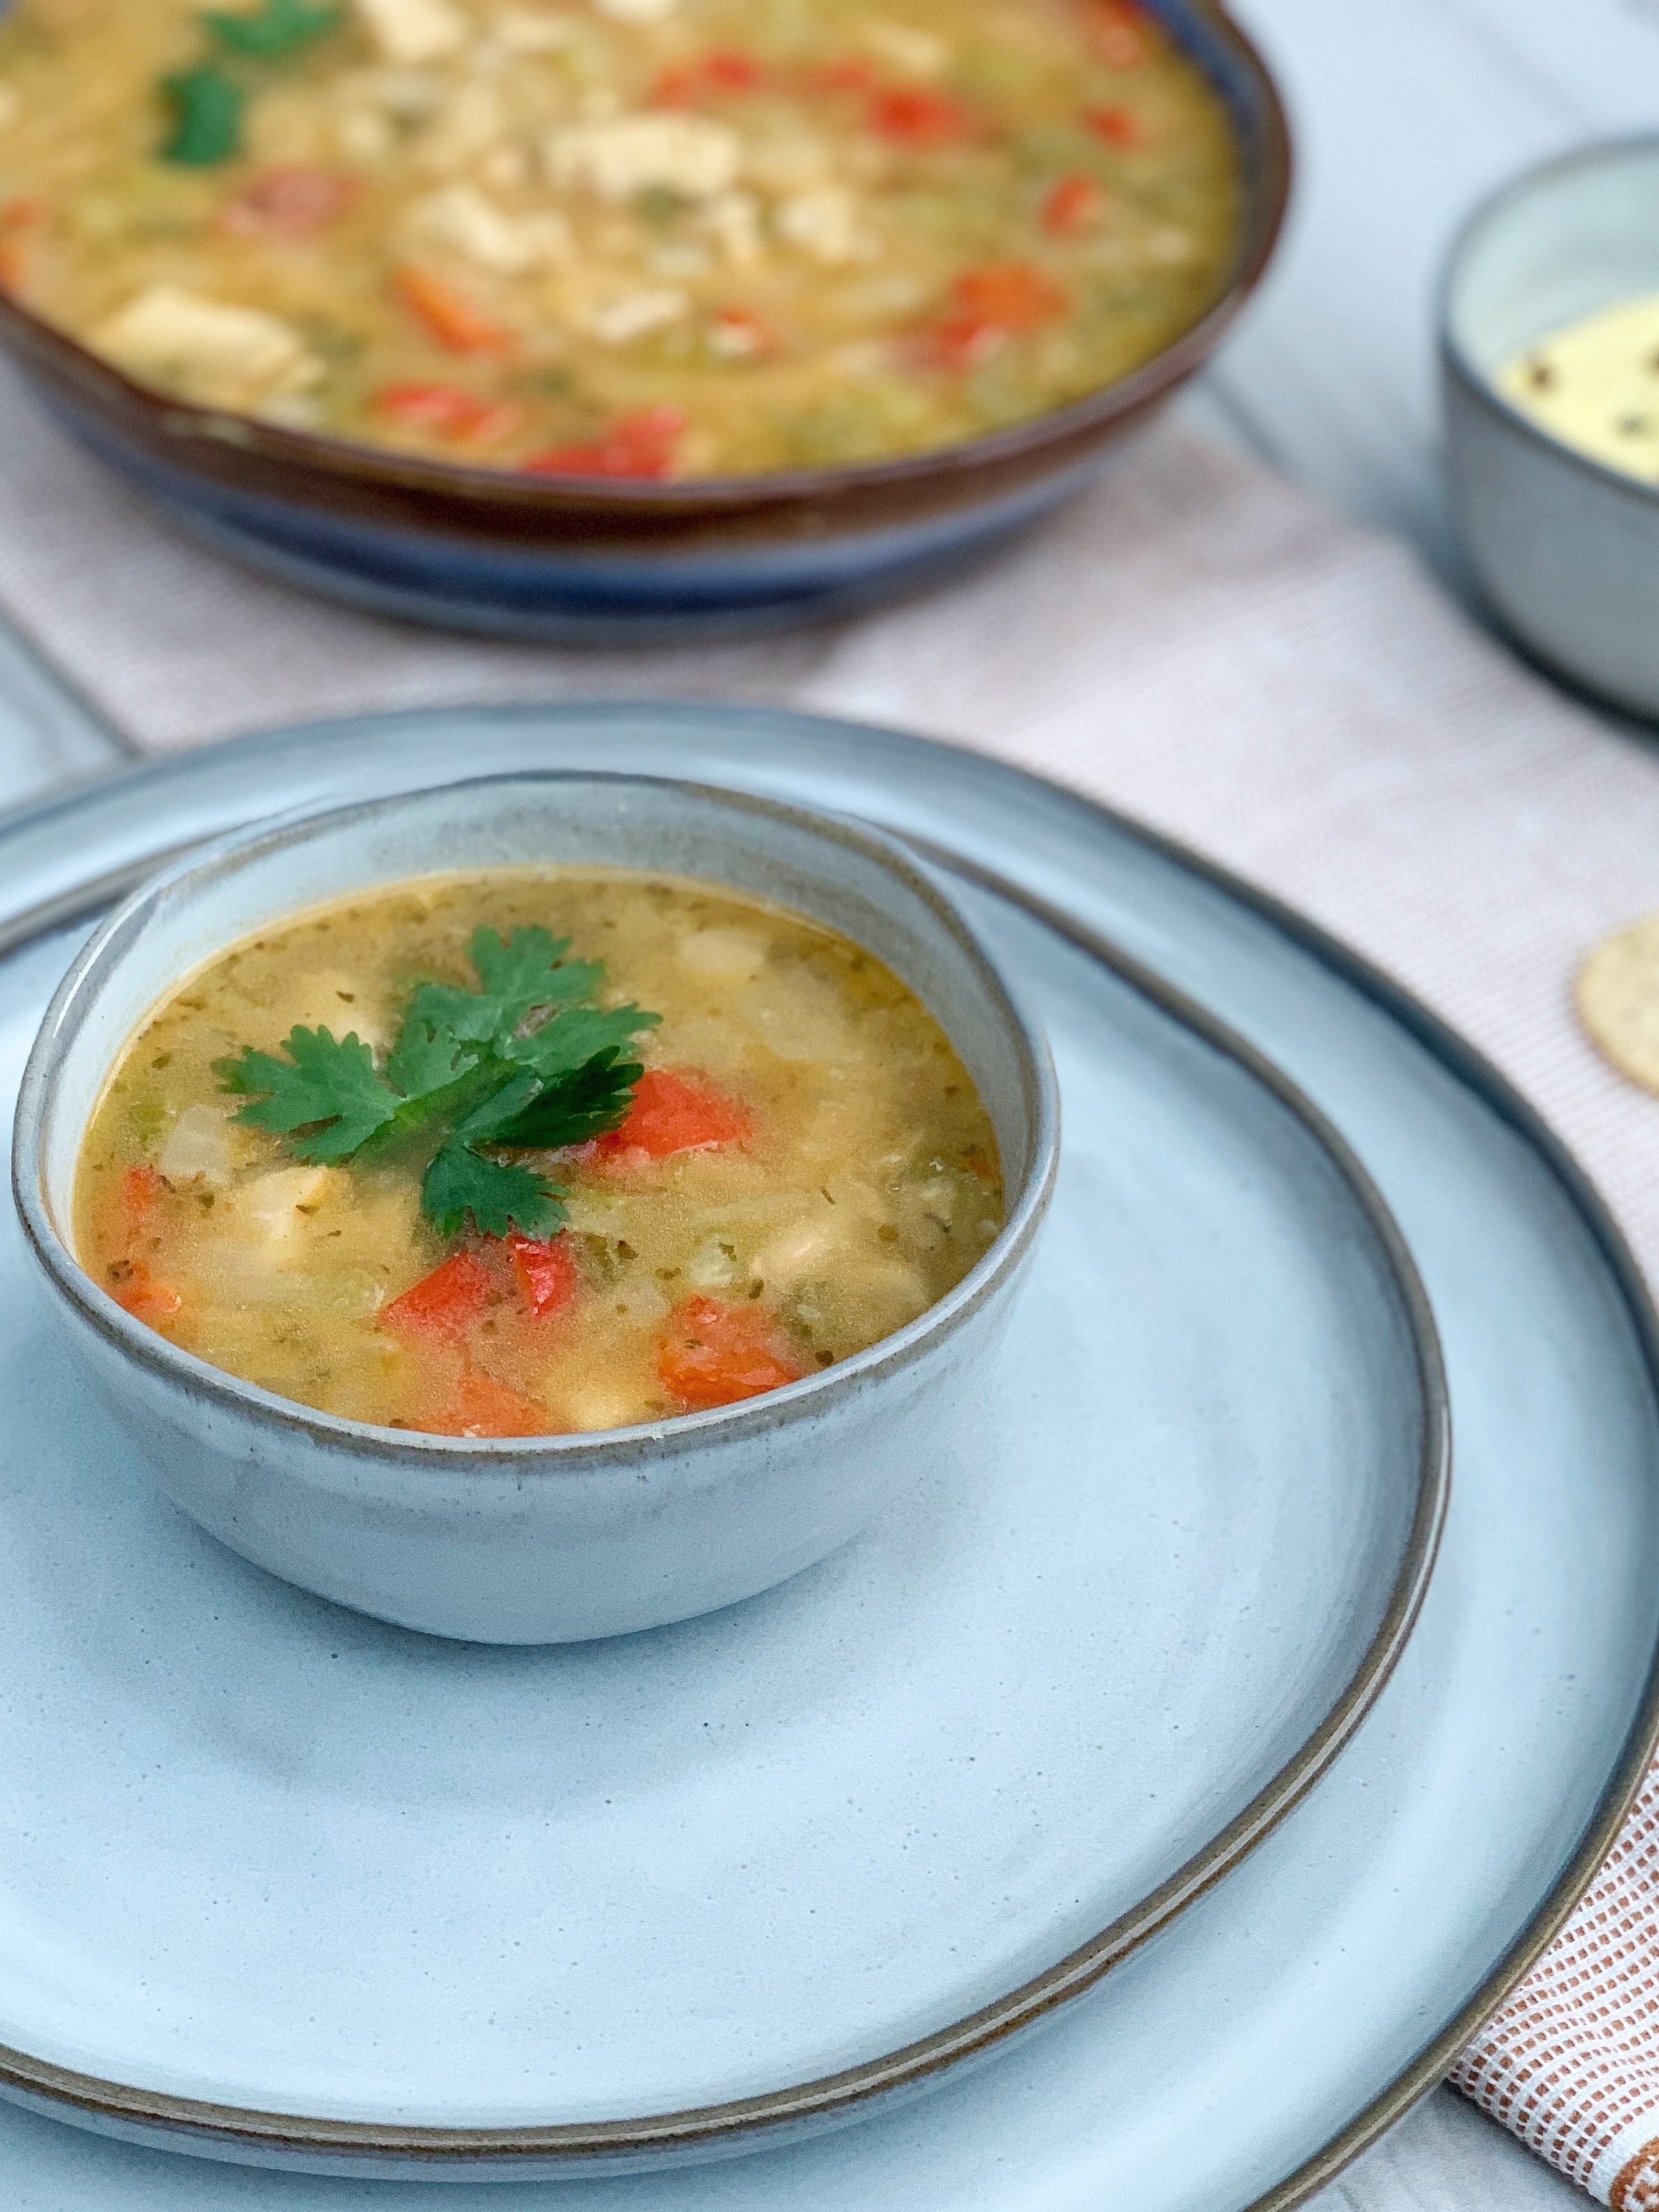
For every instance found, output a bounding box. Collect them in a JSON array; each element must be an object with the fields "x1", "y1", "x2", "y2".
[
  {"x1": 0, "y1": 1, "x2": 1291, "y2": 515},
  {"x1": 0, "y1": 777, "x2": 1447, "y2": 2175}
]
